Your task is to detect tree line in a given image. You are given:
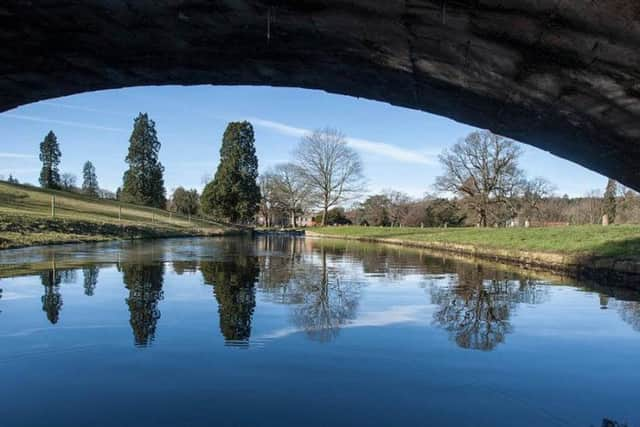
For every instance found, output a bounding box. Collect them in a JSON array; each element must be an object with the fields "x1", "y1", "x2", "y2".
[
  {"x1": 9, "y1": 114, "x2": 638, "y2": 227},
  {"x1": 22, "y1": 115, "x2": 367, "y2": 225},
  {"x1": 34, "y1": 130, "x2": 102, "y2": 197}
]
